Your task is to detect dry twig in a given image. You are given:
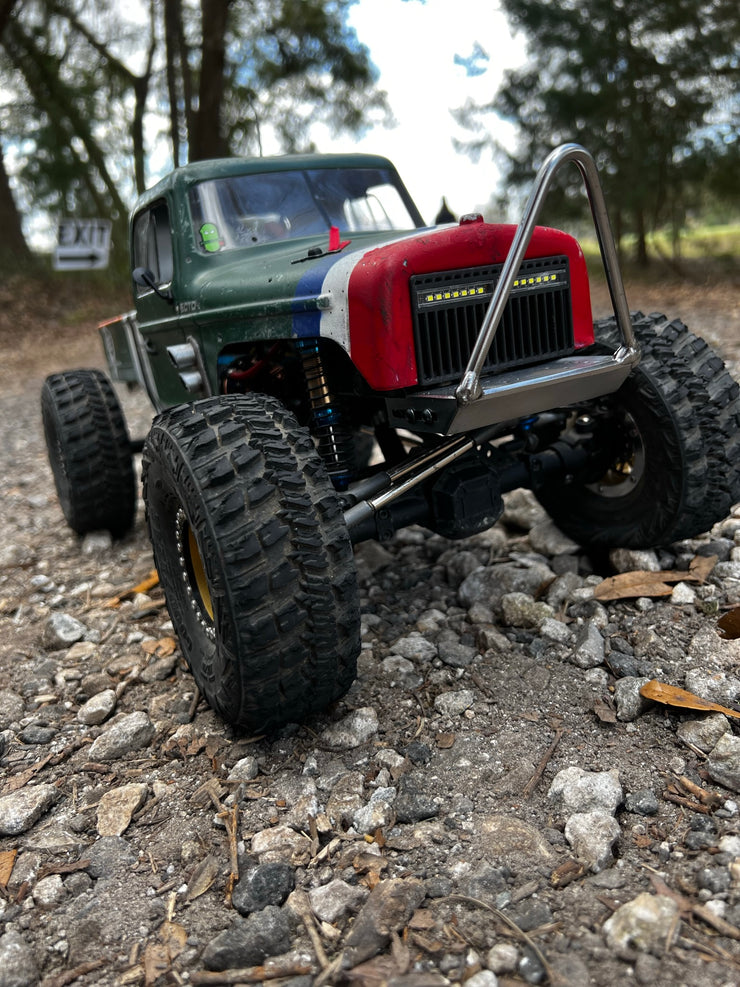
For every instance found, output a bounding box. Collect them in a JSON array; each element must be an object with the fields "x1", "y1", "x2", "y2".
[
  {"x1": 442, "y1": 894, "x2": 558, "y2": 984},
  {"x1": 523, "y1": 728, "x2": 564, "y2": 798},
  {"x1": 189, "y1": 956, "x2": 313, "y2": 984},
  {"x1": 39, "y1": 960, "x2": 107, "y2": 987},
  {"x1": 290, "y1": 889, "x2": 330, "y2": 970}
]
